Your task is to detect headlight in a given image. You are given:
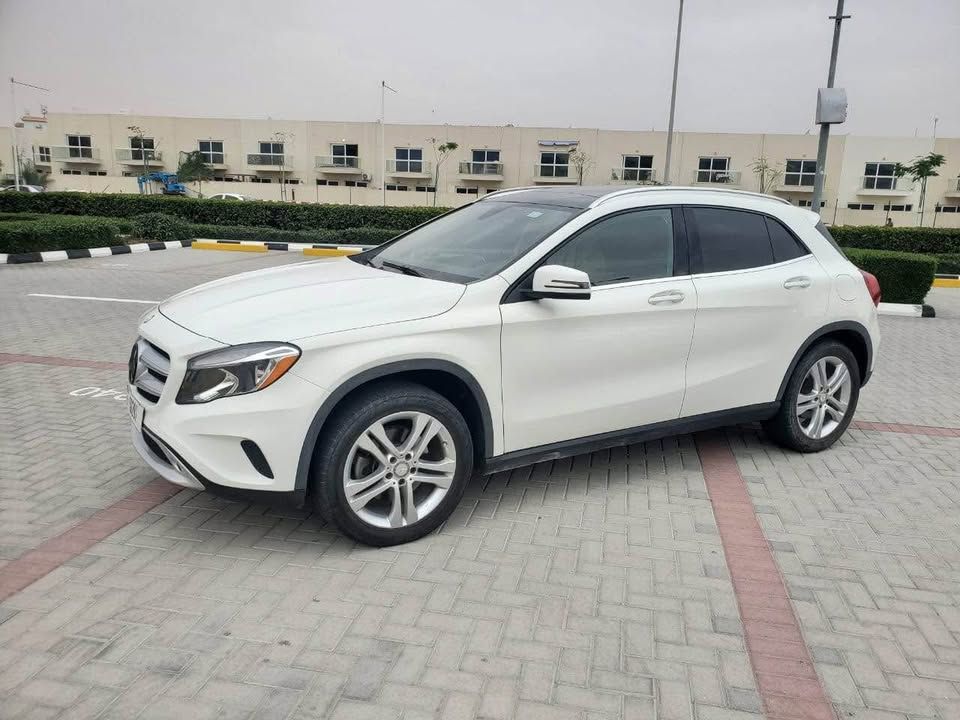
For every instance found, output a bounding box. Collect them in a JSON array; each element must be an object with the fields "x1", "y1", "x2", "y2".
[{"x1": 176, "y1": 342, "x2": 300, "y2": 404}]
